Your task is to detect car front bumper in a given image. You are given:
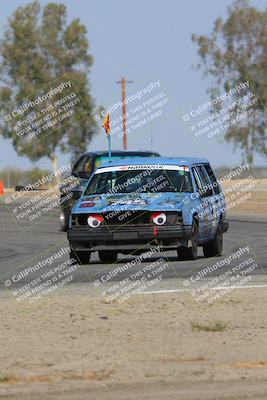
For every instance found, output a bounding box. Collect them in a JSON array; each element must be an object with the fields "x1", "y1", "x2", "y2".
[{"x1": 67, "y1": 224, "x2": 192, "y2": 251}]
